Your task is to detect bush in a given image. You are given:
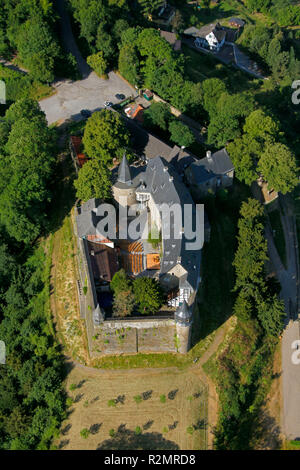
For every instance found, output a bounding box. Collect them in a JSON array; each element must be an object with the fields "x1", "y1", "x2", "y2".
[
  {"x1": 80, "y1": 428, "x2": 90, "y2": 439},
  {"x1": 135, "y1": 426, "x2": 142, "y2": 435},
  {"x1": 160, "y1": 394, "x2": 166, "y2": 403},
  {"x1": 133, "y1": 395, "x2": 142, "y2": 405}
]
